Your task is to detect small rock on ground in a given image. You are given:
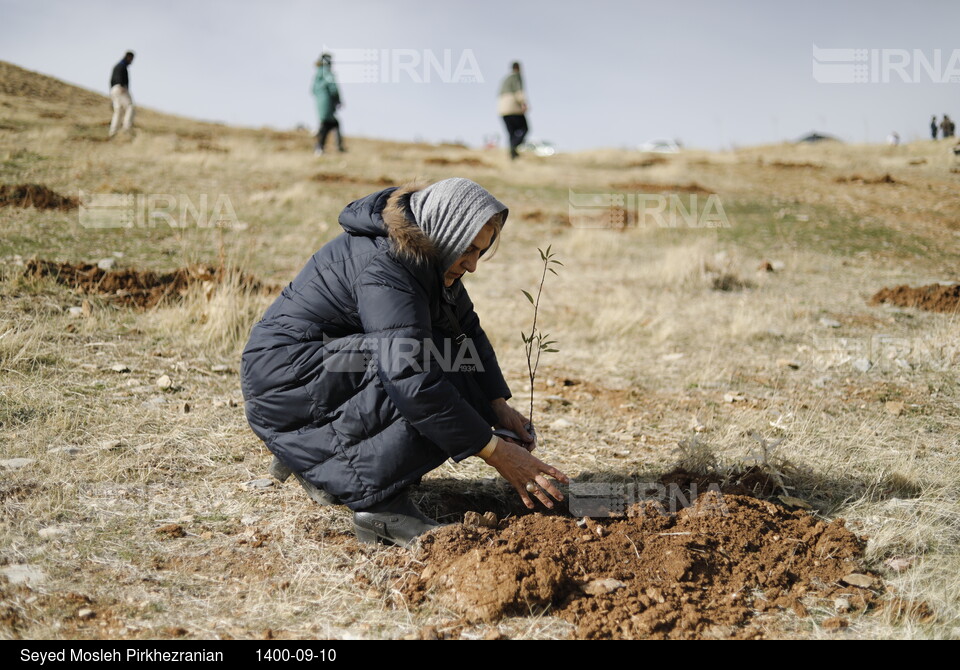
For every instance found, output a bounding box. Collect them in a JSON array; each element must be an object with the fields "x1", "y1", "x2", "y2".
[{"x1": 0, "y1": 458, "x2": 36, "y2": 470}]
